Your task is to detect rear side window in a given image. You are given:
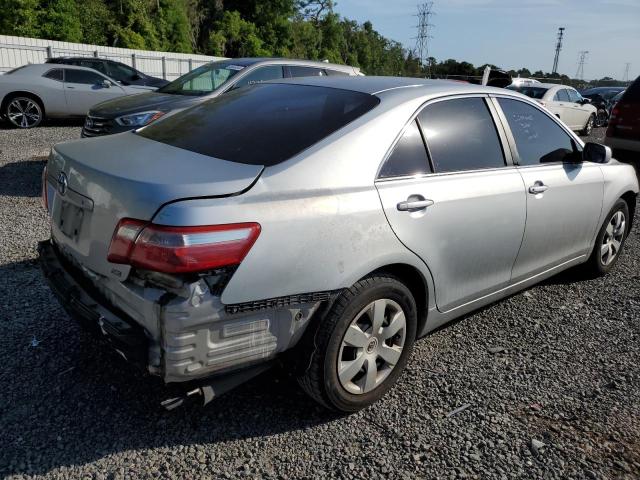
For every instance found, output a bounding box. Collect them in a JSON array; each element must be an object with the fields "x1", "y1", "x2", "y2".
[
  {"x1": 418, "y1": 98, "x2": 505, "y2": 173},
  {"x1": 621, "y1": 77, "x2": 640, "y2": 101},
  {"x1": 43, "y1": 68, "x2": 64, "y2": 82},
  {"x1": 288, "y1": 66, "x2": 325, "y2": 78},
  {"x1": 65, "y1": 69, "x2": 104, "y2": 85},
  {"x1": 139, "y1": 83, "x2": 380, "y2": 166},
  {"x1": 498, "y1": 98, "x2": 576, "y2": 165},
  {"x1": 378, "y1": 120, "x2": 431, "y2": 179}
]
